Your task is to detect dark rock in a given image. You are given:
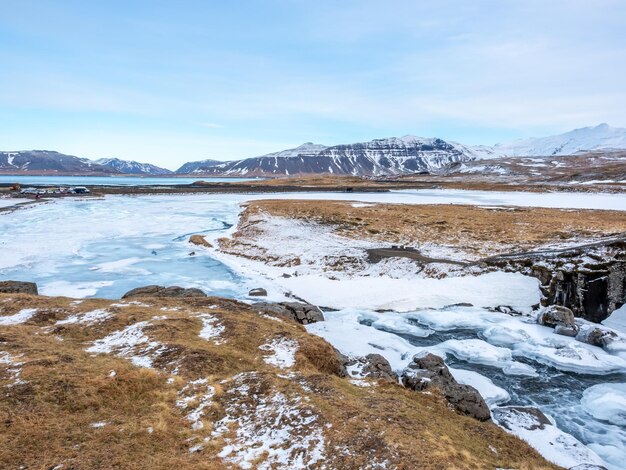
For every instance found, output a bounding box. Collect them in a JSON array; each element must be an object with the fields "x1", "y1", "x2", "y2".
[
  {"x1": 122, "y1": 285, "x2": 207, "y2": 299},
  {"x1": 248, "y1": 288, "x2": 268, "y2": 297},
  {"x1": 481, "y1": 240, "x2": 626, "y2": 323},
  {"x1": 0, "y1": 281, "x2": 38, "y2": 295},
  {"x1": 401, "y1": 353, "x2": 490, "y2": 421},
  {"x1": 575, "y1": 325, "x2": 618, "y2": 348},
  {"x1": 253, "y1": 301, "x2": 324, "y2": 325},
  {"x1": 344, "y1": 354, "x2": 397, "y2": 383},
  {"x1": 492, "y1": 406, "x2": 551, "y2": 431},
  {"x1": 491, "y1": 305, "x2": 518, "y2": 315},
  {"x1": 334, "y1": 348, "x2": 349, "y2": 377},
  {"x1": 538, "y1": 305, "x2": 575, "y2": 328},
  {"x1": 554, "y1": 324, "x2": 579, "y2": 337},
  {"x1": 361, "y1": 354, "x2": 397, "y2": 382}
]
